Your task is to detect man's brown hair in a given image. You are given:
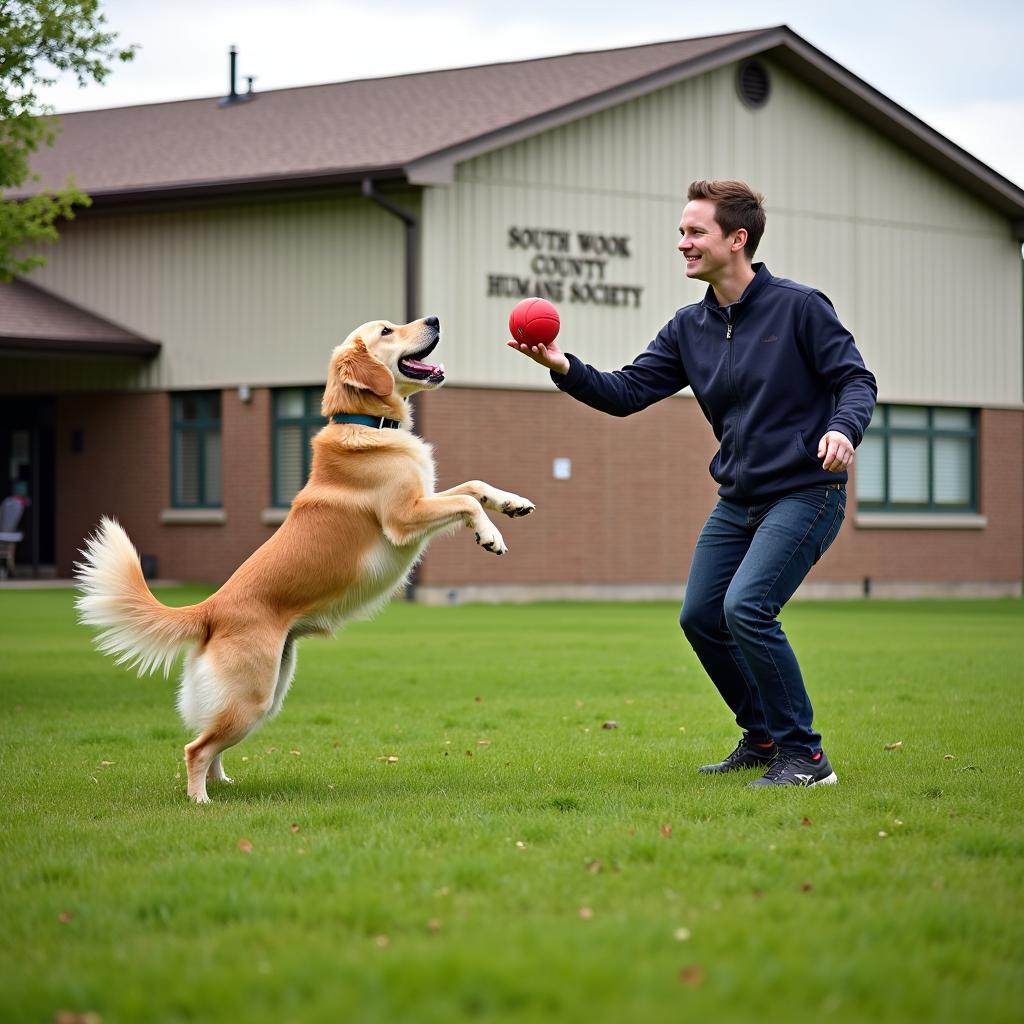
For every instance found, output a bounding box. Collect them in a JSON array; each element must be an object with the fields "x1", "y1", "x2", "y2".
[{"x1": 687, "y1": 179, "x2": 766, "y2": 259}]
